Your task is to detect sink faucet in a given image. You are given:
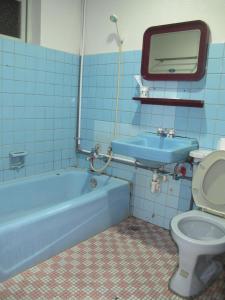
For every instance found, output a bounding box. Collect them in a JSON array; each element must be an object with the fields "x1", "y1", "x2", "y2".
[
  {"x1": 167, "y1": 128, "x2": 175, "y2": 138},
  {"x1": 157, "y1": 128, "x2": 175, "y2": 138},
  {"x1": 157, "y1": 128, "x2": 167, "y2": 137}
]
